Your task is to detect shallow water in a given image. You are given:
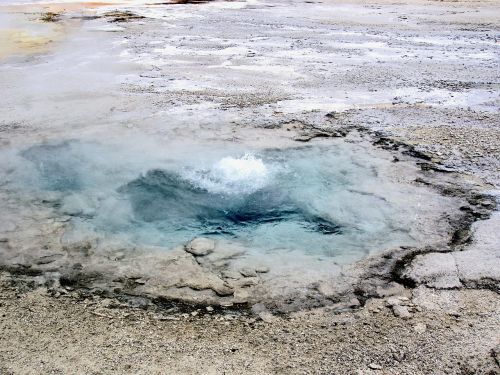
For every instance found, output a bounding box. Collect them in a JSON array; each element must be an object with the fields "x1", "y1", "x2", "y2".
[{"x1": 6, "y1": 138, "x2": 437, "y2": 265}]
